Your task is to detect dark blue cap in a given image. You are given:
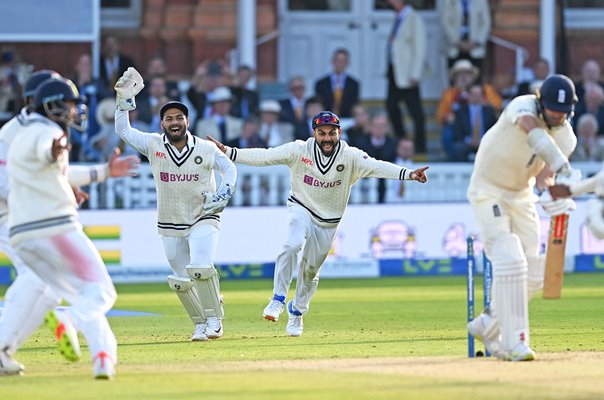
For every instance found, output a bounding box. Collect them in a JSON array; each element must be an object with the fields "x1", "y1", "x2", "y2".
[
  {"x1": 311, "y1": 111, "x2": 340, "y2": 129},
  {"x1": 160, "y1": 101, "x2": 189, "y2": 119}
]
